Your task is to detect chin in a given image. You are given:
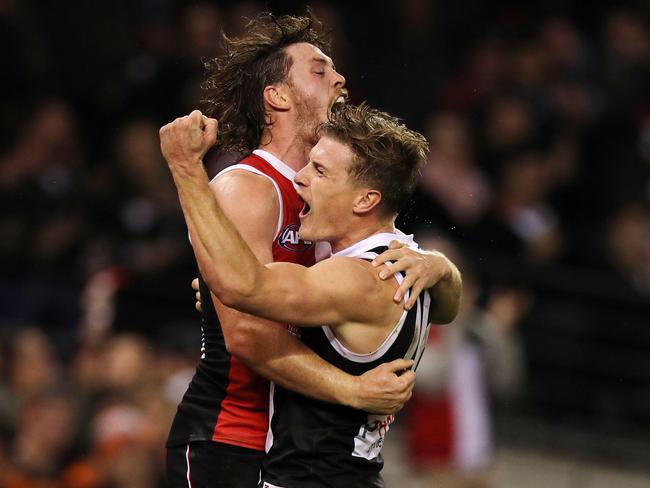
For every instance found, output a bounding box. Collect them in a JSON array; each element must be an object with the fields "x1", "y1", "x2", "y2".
[{"x1": 298, "y1": 226, "x2": 315, "y2": 242}]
